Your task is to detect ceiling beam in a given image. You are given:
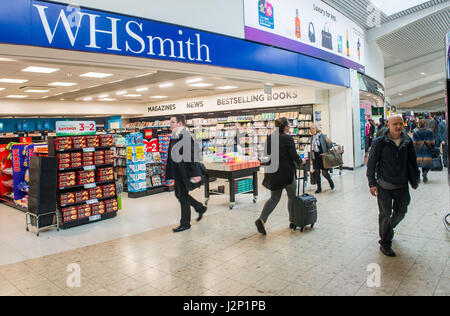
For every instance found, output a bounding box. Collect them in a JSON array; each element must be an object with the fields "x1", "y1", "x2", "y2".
[
  {"x1": 387, "y1": 72, "x2": 446, "y2": 96},
  {"x1": 397, "y1": 95, "x2": 444, "y2": 109},
  {"x1": 385, "y1": 51, "x2": 444, "y2": 78},
  {"x1": 366, "y1": 1, "x2": 450, "y2": 42},
  {"x1": 391, "y1": 86, "x2": 444, "y2": 104}
]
